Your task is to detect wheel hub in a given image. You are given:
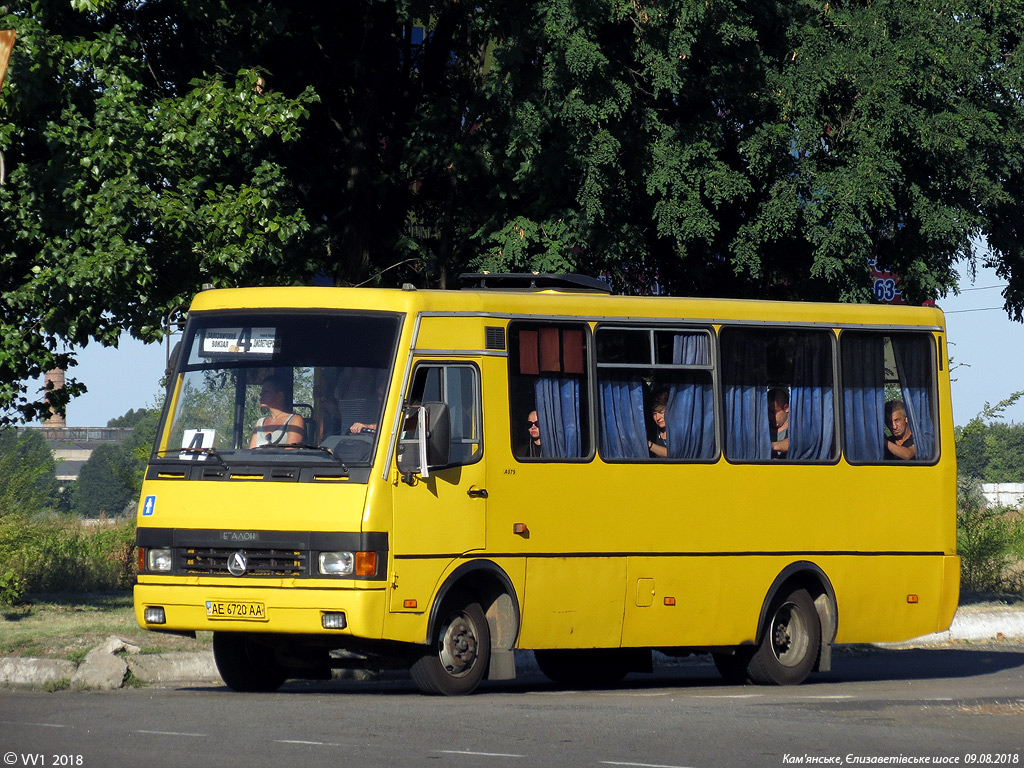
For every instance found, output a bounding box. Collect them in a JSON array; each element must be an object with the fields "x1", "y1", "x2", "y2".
[
  {"x1": 771, "y1": 602, "x2": 809, "y2": 668},
  {"x1": 439, "y1": 615, "x2": 478, "y2": 676}
]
